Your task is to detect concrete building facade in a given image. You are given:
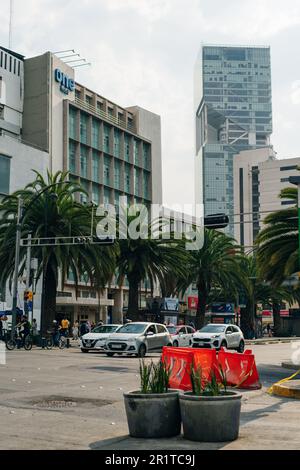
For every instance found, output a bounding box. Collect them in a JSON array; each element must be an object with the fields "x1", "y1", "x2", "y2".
[
  {"x1": 233, "y1": 147, "x2": 300, "y2": 248},
  {"x1": 0, "y1": 46, "x2": 49, "y2": 321},
  {"x1": 1, "y1": 47, "x2": 163, "y2": 325}
]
